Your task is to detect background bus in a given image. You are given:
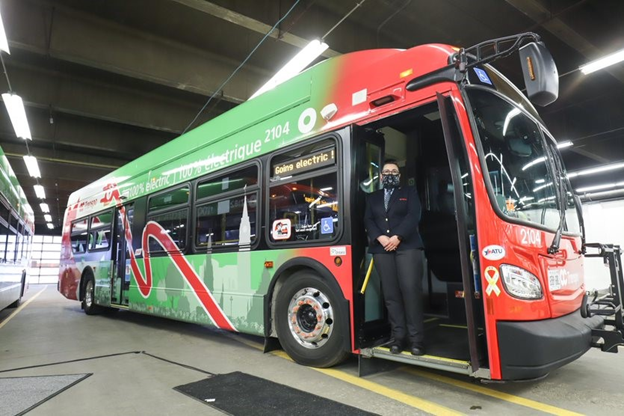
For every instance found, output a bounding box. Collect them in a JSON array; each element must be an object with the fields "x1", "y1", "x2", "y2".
[
  {"x1": 58, "y1": 33, "x2": 621, "y2": 381},
  {"x1": 0, "y1": 145, "x2": 34, "y2": 311}
]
